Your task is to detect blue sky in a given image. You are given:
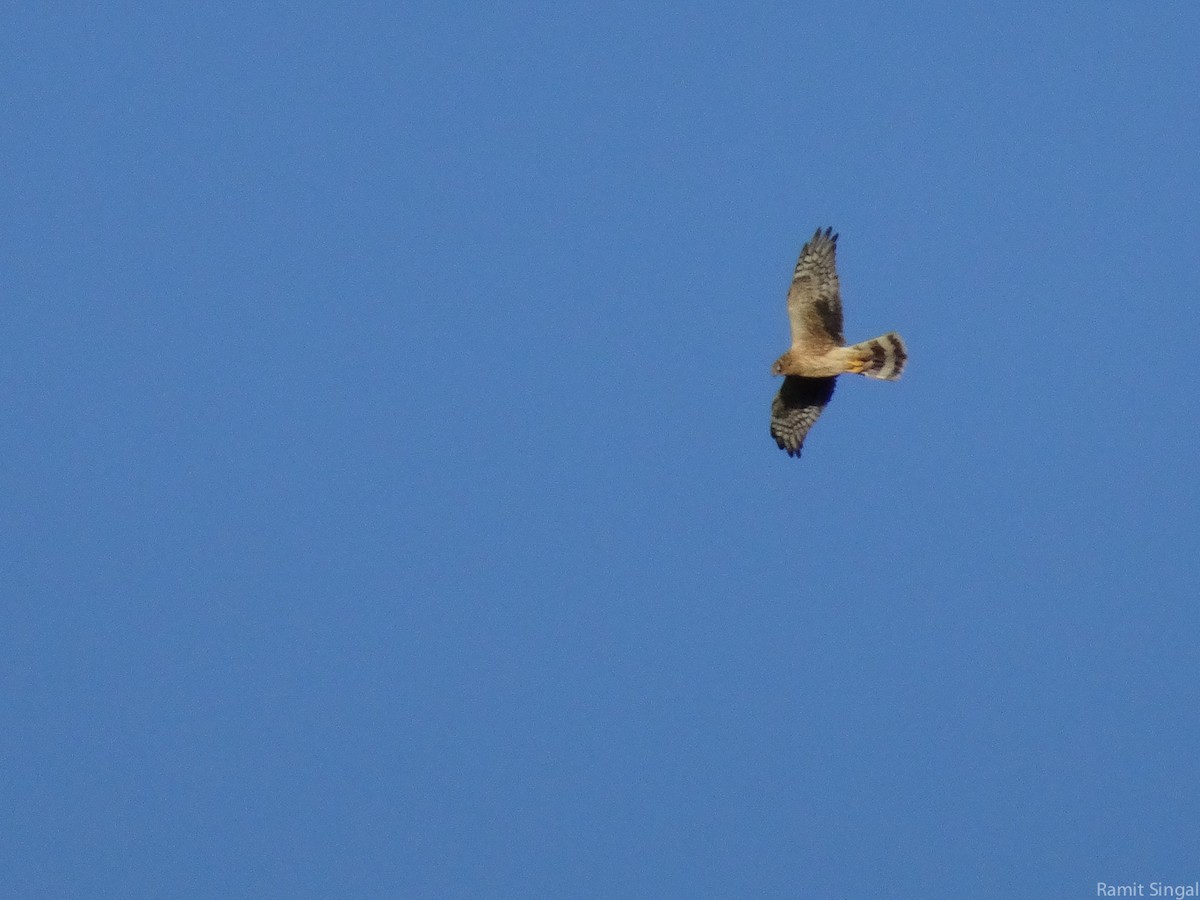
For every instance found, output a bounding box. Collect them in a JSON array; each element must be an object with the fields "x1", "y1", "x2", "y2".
[{"x1": 4, "y1": 4, "x2": 1199, "y2": 897}]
